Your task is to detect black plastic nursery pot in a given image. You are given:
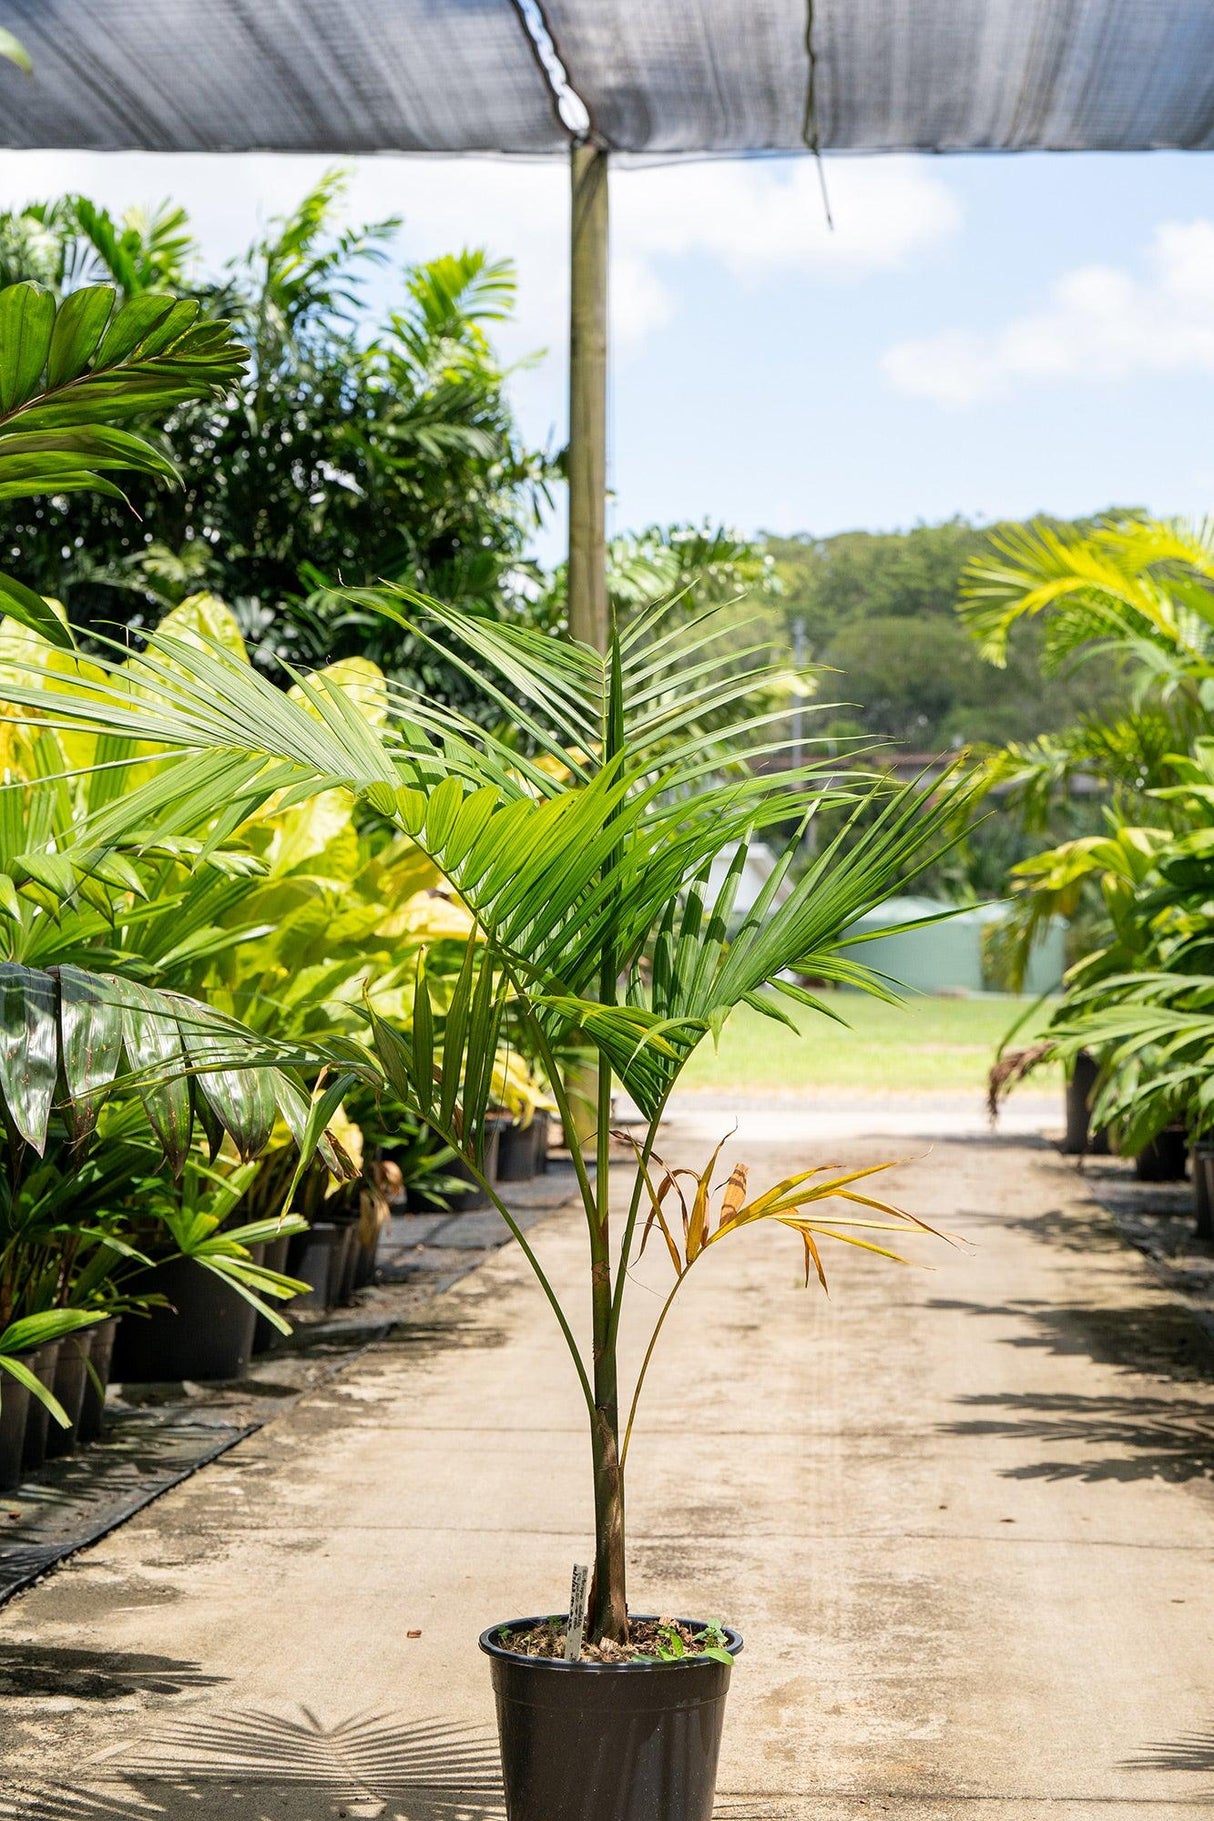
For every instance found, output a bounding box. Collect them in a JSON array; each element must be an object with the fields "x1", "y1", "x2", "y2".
[
  {"x1": 77, "y1": 1316, "x2": 118, "y2": 1443},
  {"x1": 1063, "y1": 1051, "x2": 1110, "y2": 1156},
  {"x1": 0, "y1": 1357, "x2": 32, "y2": 1491},
  {"x1": 480, "y1": 1617, "x2": 742, "y2": 1821},
  {"x1": 252, "y1": 1235, "x2": 293, "y2": 1352},
  {"x1": 1134, "y1": 1127, "x2": 1188, "y2": 1183},
  {"x1": 332, "y1": 1219, "x2": 360, "y2": 1305},
  {"x1": 113, "y1": 1249, "x2": 264, "y2": 1382},
  {"x1": 444, "y1": 1118, "x2": 507, "y2": 1211},
  {"x1": 45, "y1": 1328, "x2": 94, "y2": 1459},
  {"x1": 496, "y1": 1119, "x2": 539, "y2": 1183},
  {"x1": 1195, "y1": 1142, "x2": 1214, "y2": 1241},
  {"x1": 532, "y1": 1109, "x2": 550, "y2": 1174},
  {"x1": 287, "y1": 1222, "x2": 338, "y2": 1311},
  {"x1": 352, "y1": 1216, "x2": 381, "y2": 1290},
  {"x1": 21, "y1": 1341, "x2": 61, "y2": 1471}
]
